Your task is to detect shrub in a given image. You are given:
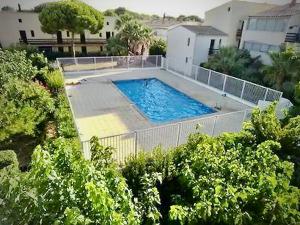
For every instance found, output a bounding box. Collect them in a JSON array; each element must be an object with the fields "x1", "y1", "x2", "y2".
[
  {"x1": 149, "y1": 38, "x2": 167, "y2": 56},
  {"x1": 54, "y1": 93, "x2": 77, "y2": 138},
  {"x1": 0, "y1": 150, "x2": 18, "y2": 169},
  {"x1": 0, "y1": 137, "x2": 140, "y2": 224},
  {"x1": 0, "y1": 80, "x2": 54, "y2": 141},
  {"x1": 44, "y1": 70, "x2": 64, "y2": 92}
]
